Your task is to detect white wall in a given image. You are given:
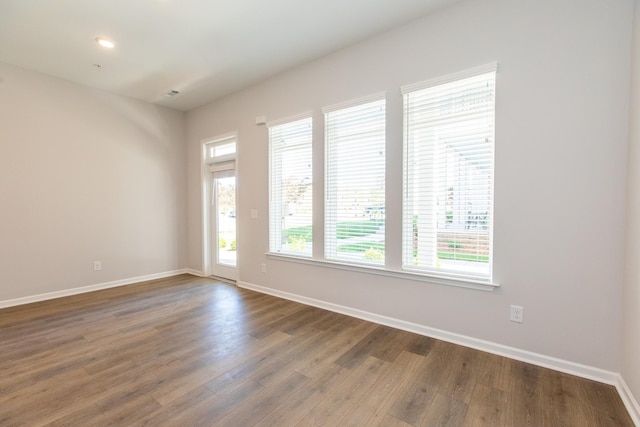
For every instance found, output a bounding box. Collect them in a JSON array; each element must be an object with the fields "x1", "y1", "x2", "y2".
[
  {"x1": 187, "y1": 0, "x2": 633, "y2": 373},
  {"x1": 0, "y1": 62, "x2": 187, "y2": 302},
  {"x1": 623, "y1": 0, "x2": 640, "y2": 412}
]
